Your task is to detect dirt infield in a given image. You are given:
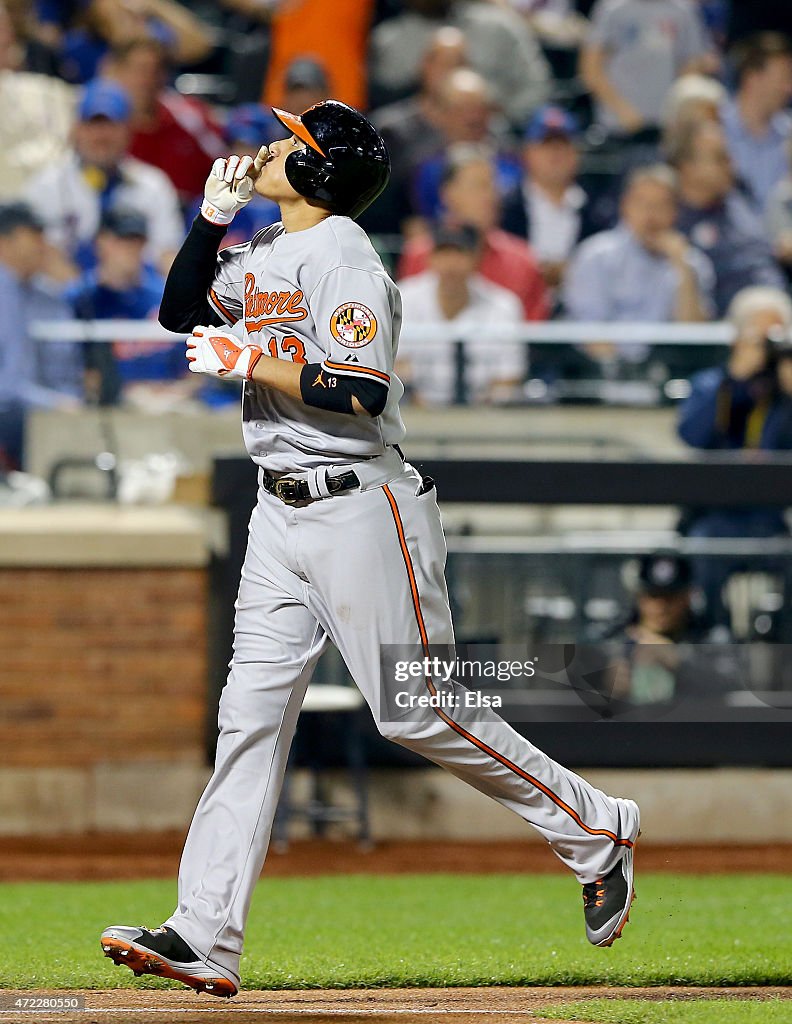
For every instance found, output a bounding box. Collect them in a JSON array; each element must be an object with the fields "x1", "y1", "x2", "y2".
[
  {"x1": 0, "y1": 834, "x2": 790, "y2": 882},
  {"x1": 0, "y1": 987, "x2": 790, "y2": 1024}
]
